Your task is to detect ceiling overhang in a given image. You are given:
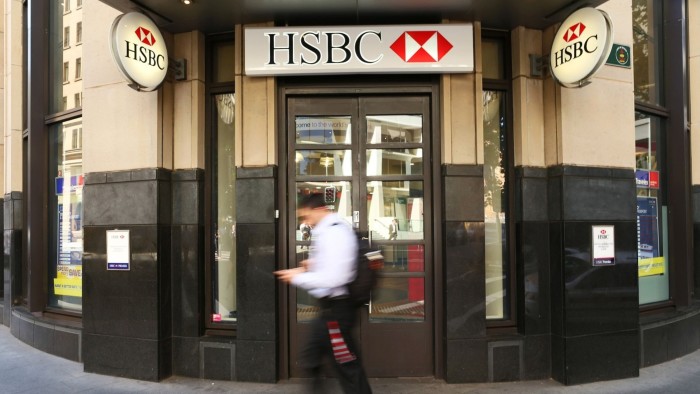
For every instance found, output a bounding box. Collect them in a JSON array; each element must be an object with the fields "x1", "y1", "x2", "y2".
[{"x1": 99, "y1": 0, "x2": 608, "y2": 34}]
